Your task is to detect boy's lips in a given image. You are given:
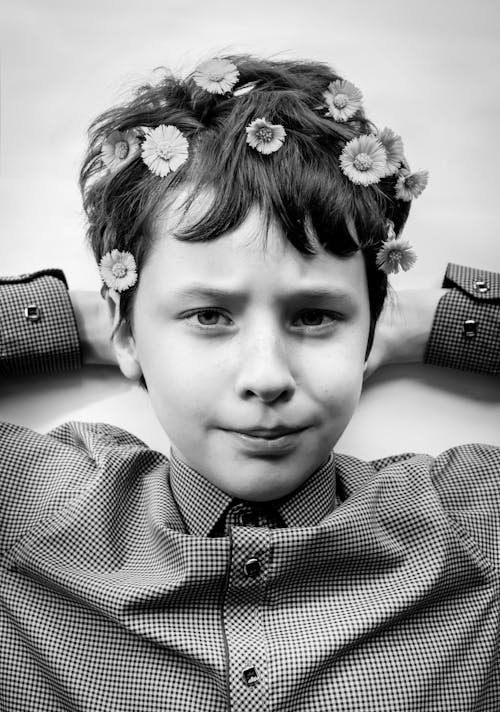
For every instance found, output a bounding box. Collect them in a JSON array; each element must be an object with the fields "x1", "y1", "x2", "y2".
[
  {"x1": 220, "y1": 423, "x2": 309, "y2": 438},
  {"x1": 232, "y1": 426, "x2": 307, "y2": 439},
  {"x1": 219, "y1": 425, "x2": 309, "y2": 455}
]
